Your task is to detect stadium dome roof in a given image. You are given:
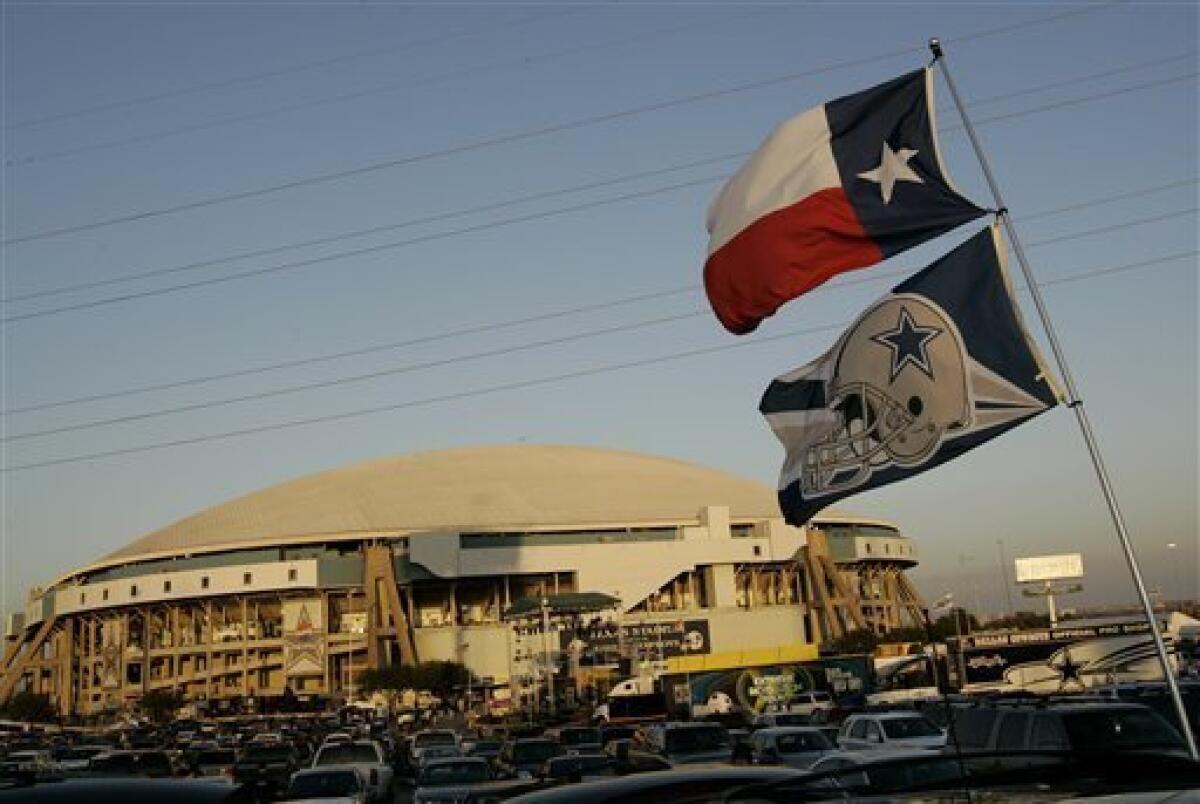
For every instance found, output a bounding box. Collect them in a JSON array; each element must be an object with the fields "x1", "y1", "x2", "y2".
[{"x1": 92, "y1": 444, "x2": 802, "y2": 572}]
